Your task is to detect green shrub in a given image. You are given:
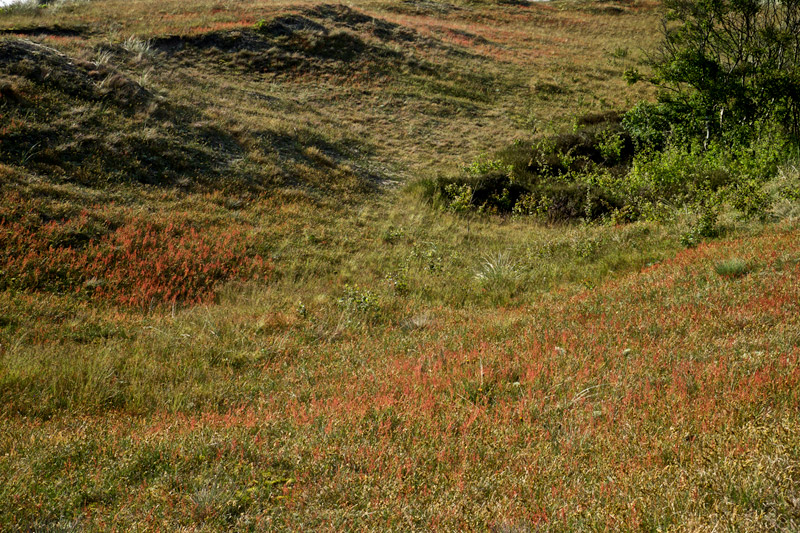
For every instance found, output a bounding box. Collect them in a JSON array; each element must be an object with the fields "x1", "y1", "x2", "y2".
[
  {"x1": 680, "y1": 204, "x2": 720, "y2": 248},
  {"x1": 622, "y1": 102, "x2": 673, "y2": 151},
  {"x1": 427, "y1": 113, "x2": 632, "y2": 221},
  {"x1": 337, "y1": 284, "x2": 380, "y2": 322},
  {"x1": 653, "y1": 0, "x2": 800, "y2": 138}
]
